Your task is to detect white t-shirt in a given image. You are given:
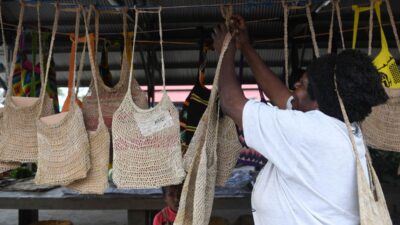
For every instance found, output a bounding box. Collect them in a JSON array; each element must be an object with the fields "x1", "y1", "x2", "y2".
[{"x1": 242, "y1": 99, "x2": 369, "y2": 225}]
